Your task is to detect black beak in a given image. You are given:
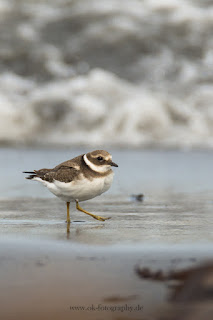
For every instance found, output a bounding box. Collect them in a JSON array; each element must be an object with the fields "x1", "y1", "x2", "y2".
[{"x1": 111, "y1": 161, "x2": 118, "y2": 167}]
